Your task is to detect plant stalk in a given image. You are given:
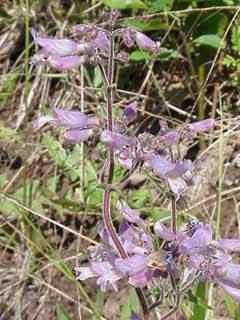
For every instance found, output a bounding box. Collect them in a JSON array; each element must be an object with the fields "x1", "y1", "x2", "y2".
[{"x1": 102, "y1": 25, "x2": 149, "y2": 320}]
